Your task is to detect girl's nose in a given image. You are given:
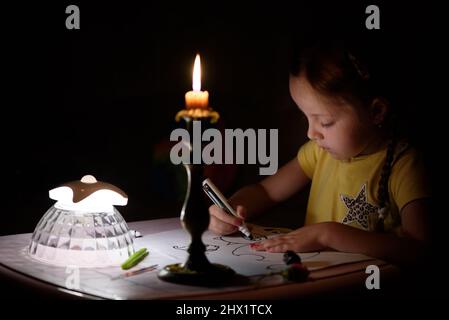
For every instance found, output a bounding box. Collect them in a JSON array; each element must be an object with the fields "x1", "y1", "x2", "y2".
[{"x1": 307, "y1": 125, "x2": 323, "y2": 141}]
